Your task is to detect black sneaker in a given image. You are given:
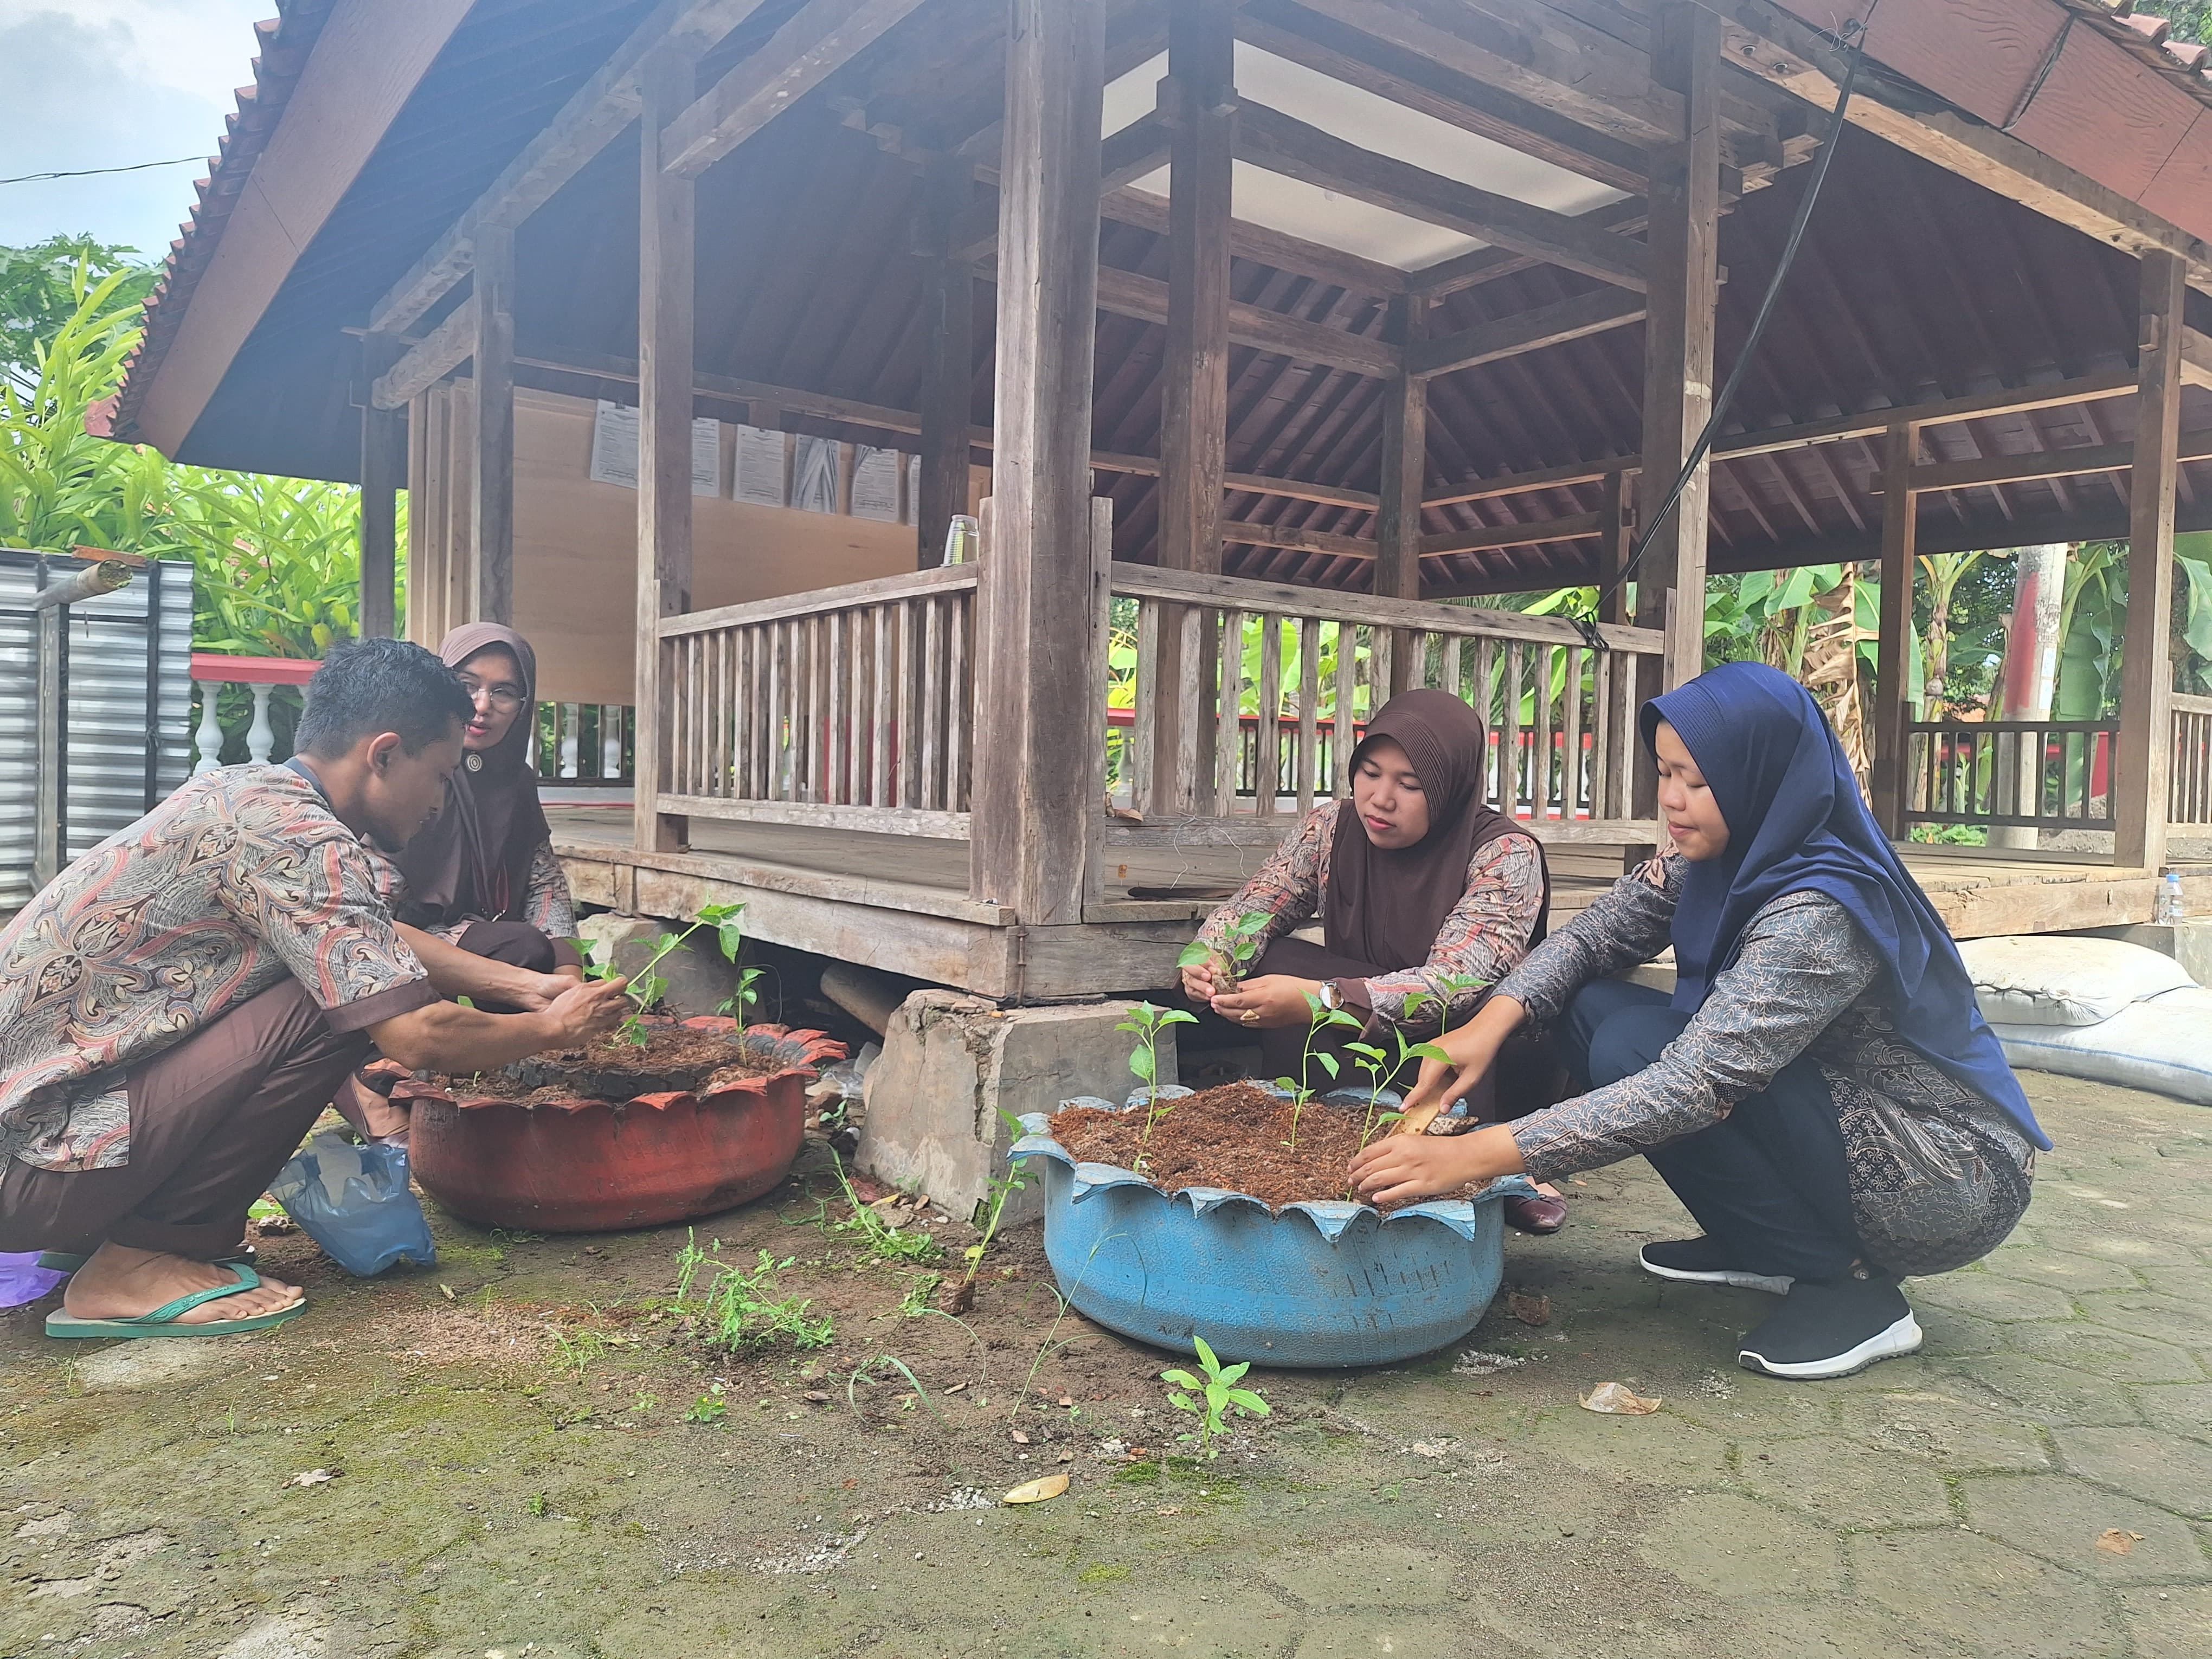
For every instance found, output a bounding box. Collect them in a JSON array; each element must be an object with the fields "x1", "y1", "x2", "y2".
[
  {"x1": 1736, "y1": 1273, "x2": 1922, "y2": 1380},
  {"x1": 1638, "y1": 1237, "x2": 1792, "y2": 1296}
]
